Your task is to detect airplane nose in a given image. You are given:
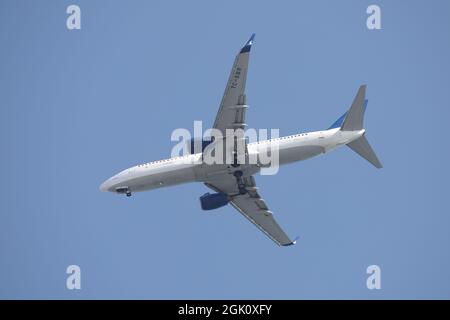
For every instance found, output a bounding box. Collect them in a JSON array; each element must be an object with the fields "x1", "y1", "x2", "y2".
[{"x1": 99, "y1": 180, "x2": 112, "y2": 192}]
